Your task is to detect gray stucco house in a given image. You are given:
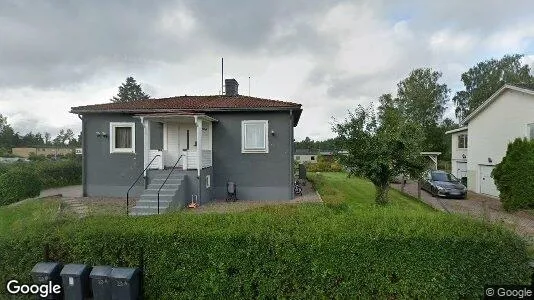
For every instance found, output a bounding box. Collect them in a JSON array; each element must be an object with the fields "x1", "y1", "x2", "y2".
[{"x1": 70, "y1": 79, "x2": 302, "y2": 215}]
